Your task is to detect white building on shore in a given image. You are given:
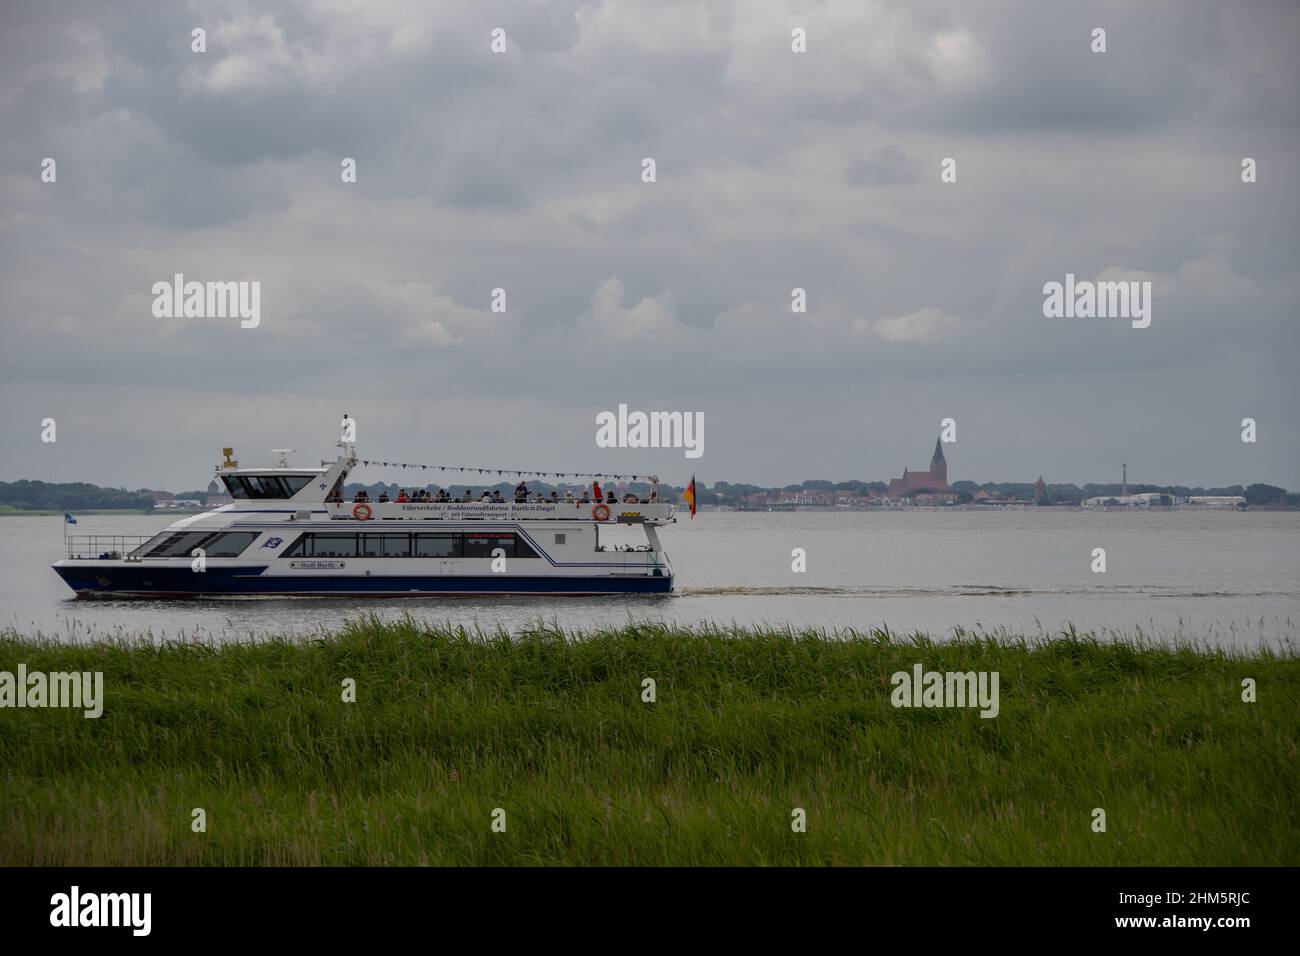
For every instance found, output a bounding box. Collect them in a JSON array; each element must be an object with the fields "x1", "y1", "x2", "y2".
[{"x1": 1083, "y1": 493, "x2": 1245, "y2": 509}]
